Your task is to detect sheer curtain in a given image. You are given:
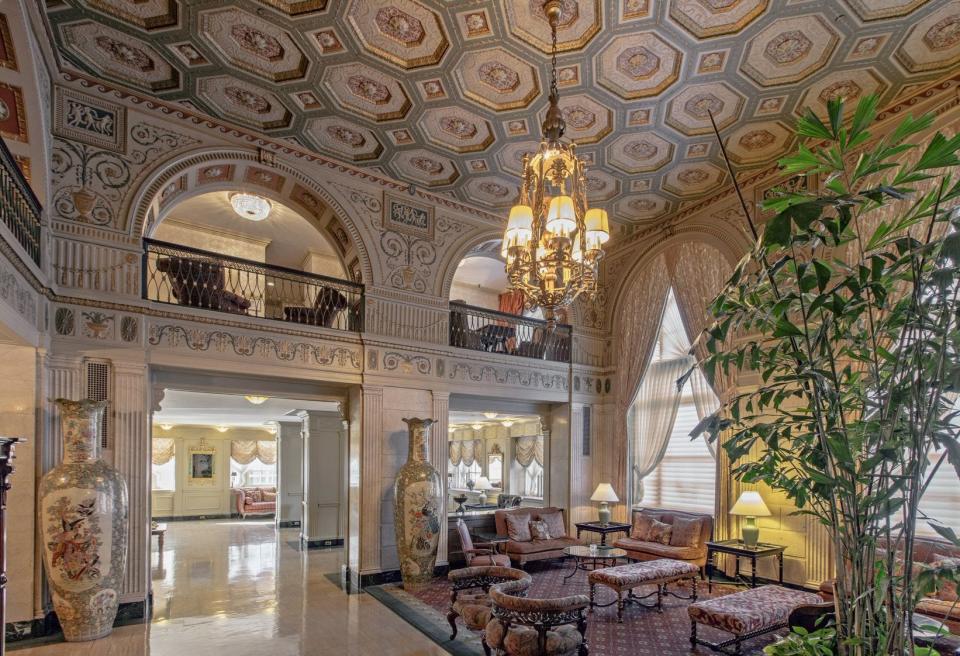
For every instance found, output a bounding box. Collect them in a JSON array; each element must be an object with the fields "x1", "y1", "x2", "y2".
[
  {"x1": 613, "y1": 255, "x2": 672, "y2": 508},
  {"x1": 630, "y1": 290, "x2": 695, "y2": 504}
]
